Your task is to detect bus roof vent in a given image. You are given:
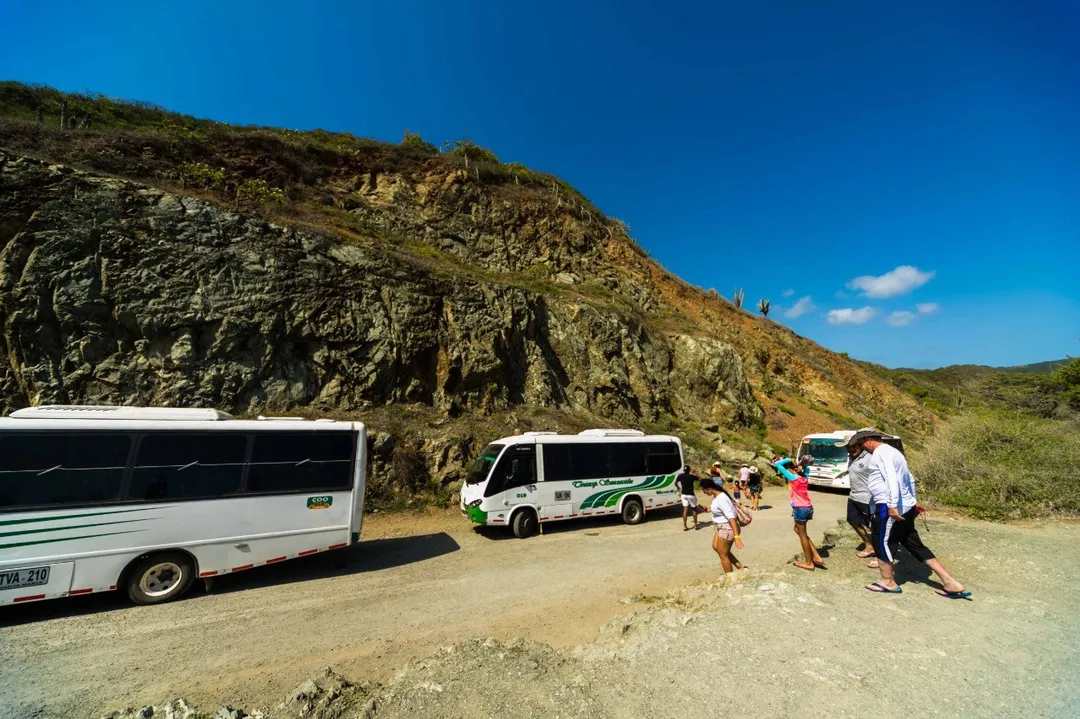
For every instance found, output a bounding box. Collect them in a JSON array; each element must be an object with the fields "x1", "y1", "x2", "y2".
[
  {"x1": 578, "y1": 429, "x2": 646, "y2": 437},
  {"x1": 257, "y1": 415, "x2": 307, "y2": 421},
  {"x1": 523, "y1": 431, "x2": 559, "y2": 436},
  {"x1": 8, "y1": 405, "x2": 236, "y2": 421}
]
